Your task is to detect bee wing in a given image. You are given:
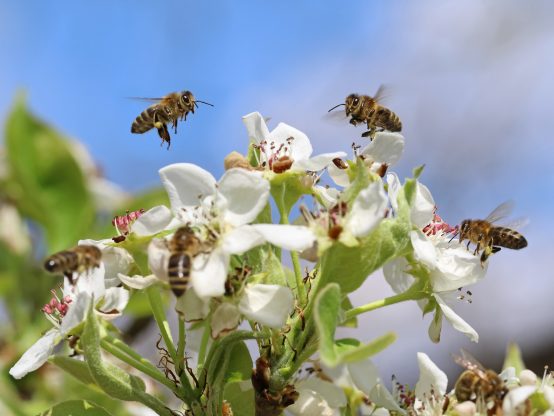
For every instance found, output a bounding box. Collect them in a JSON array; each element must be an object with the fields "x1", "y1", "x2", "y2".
[
  {"x1": 373, "y1": 84, "x2": 391, "y2": 104},
  {"x1": 485, "y1": 200, "x2": 514, "y2": 224},
  {"x1": 501, "y1": 216, "x2": 530, "y2": 230},
  {"x1": 453, "y1": 349, "x2": 488, "y2": 378},
  {"x1": 126, "y1": 97, "x2": 164, "y2": 102}
]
